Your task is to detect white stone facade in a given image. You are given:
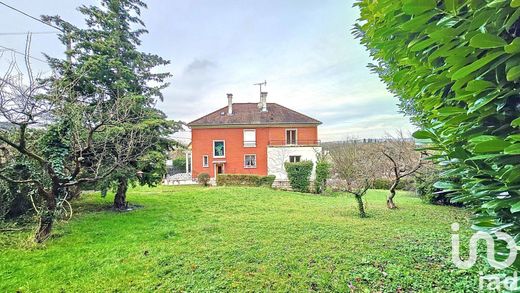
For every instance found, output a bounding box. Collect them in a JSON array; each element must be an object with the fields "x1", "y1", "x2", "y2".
[{"x1": 267, "y1": 146, "x2": 322, "y2": 181}]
